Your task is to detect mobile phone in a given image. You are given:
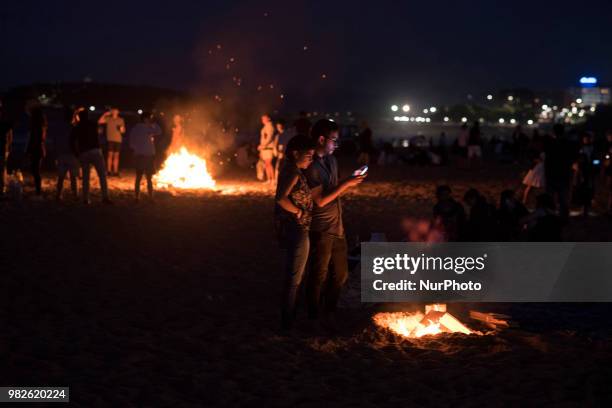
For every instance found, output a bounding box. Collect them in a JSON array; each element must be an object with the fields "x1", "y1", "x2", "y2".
[{"x1": 353, "y1": 165, "x2": 368, "y2": 176}]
